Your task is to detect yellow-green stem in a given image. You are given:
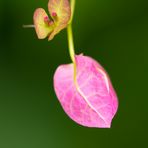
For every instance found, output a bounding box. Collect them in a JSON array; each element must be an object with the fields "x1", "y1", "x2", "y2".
[
  {"x1": 69, "y1": 0, "x2": 76, "y2": 24},
  {"x1": 67, "y1": 0, "x2": 76, "y2": 64},
  {"x1": 67, "y1": 24, "x2": 75, "y2": 63},
  {"x1": 67, "y1": 0, "x2": 77, "y2": 81}
]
